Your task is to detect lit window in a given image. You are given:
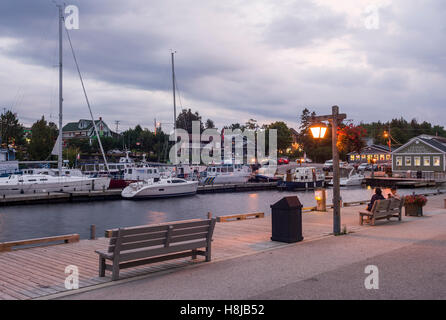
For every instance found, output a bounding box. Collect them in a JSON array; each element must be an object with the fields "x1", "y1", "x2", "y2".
[
  {"x1": 396, "y1": 157, "x2": 402, "y2": 166},
  {"x1": 350, "y1": 155, "x2": 355, "y2": 161},
  {"x1": 356, "y1": 155, "x2": 360, "y2": 160},
  {"x1": 414, "y1": 157, "x2": 421, "y2": 166},
  {"x1": 386, "y1": 154, "x2": 391, "y2": 160},
  {"x1": 405, "y1": 157, "x2": 411, "y2": 166},
  {"x1": 424, "y1": 157, "x2": 430, "y2": 166},
  {"x1": 361, "y1": 155, "x2": 366, "y2": 160},
  {"x1": 433, "y1": 156, "x2": 440, "y2": 166},
  {"x1": 379, "y1": 154, "x2": 385, "y2": 160}
]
